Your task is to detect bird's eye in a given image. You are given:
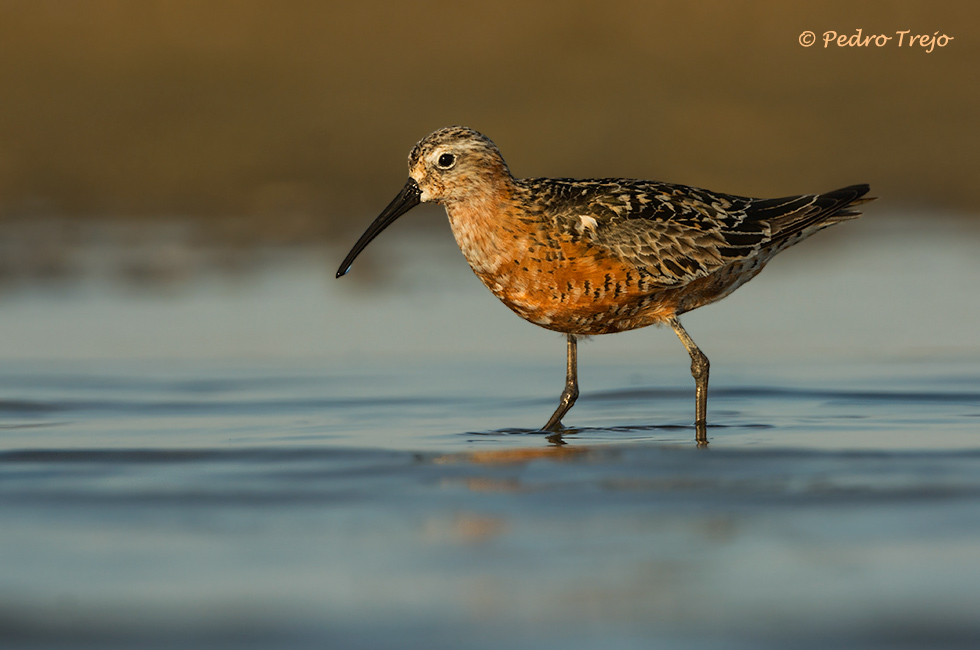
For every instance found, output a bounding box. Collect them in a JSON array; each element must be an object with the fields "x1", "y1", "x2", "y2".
[{"x1": 437, "y1": 153, "x2": 456, "y2": 169}]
